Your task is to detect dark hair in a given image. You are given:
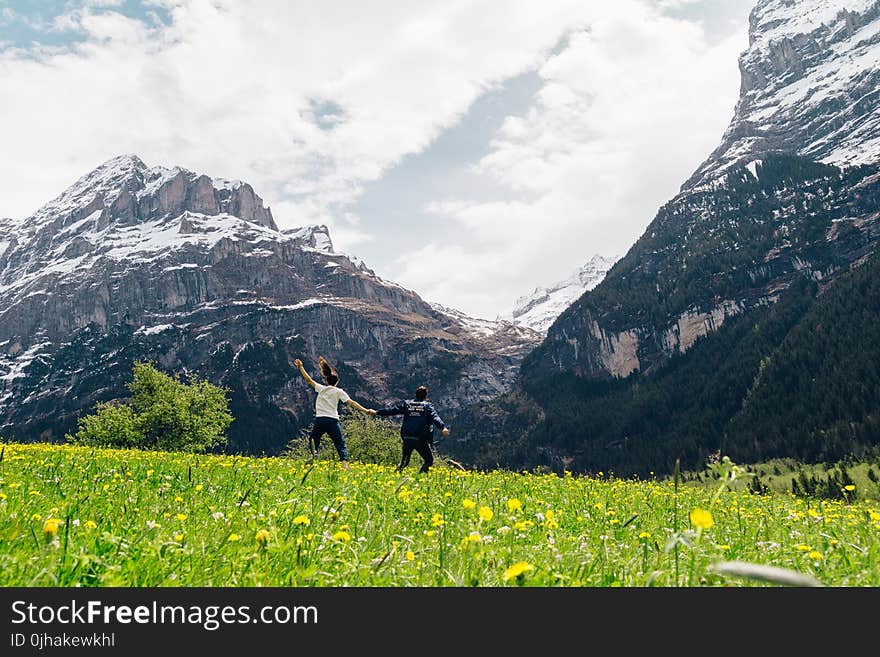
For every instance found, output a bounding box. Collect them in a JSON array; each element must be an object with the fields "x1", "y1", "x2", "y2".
[
  {"x1": 319, "y1": 357, "x2": 339, "y2": 386},
  {"x1": 415, "y1": 386, "x2": 428, "y2": 401}
]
